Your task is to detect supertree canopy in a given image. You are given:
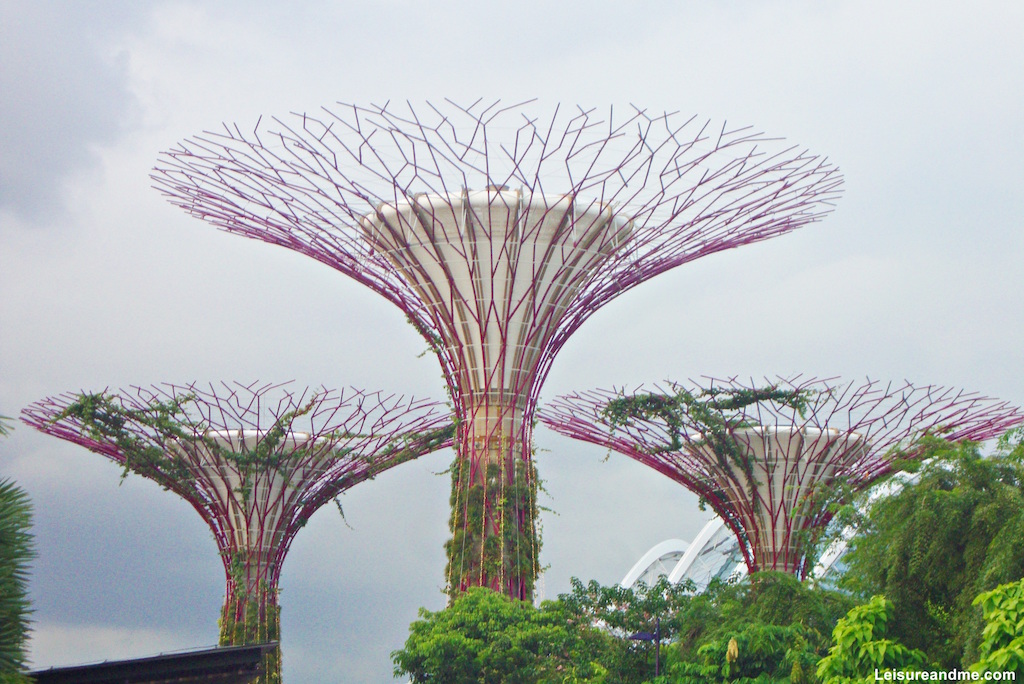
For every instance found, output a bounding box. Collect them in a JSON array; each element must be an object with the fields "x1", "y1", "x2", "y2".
[
  {"x1": 22, "y1": 382, "x2": 452, "y2": 684},
  {"x1": 540, "y1": 376, "x2": 1022, "y2": 578},
  {"x1": 152, "y1": 100, "x2": 844, "y2": 599}
]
